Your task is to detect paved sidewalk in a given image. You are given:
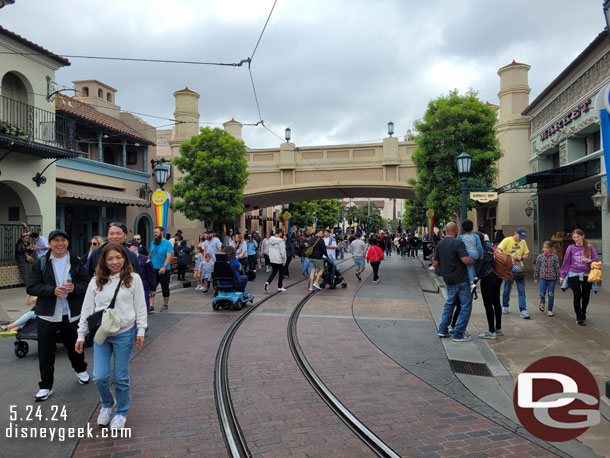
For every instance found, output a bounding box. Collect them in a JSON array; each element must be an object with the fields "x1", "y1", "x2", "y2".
[{"x1": 422, "y1": 258, "x2": 610, "y2": 457}]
